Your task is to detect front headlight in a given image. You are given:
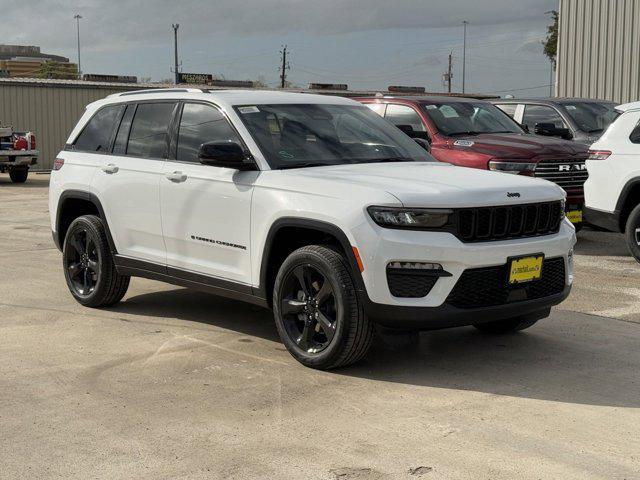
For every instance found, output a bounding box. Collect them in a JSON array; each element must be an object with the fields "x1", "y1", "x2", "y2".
[
  {"x1": 368, "y1": 206, "x2": 453, "y2": 229},
  {"x1": 488, "y1": 160, "x2": 537, "y2": 174}
]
